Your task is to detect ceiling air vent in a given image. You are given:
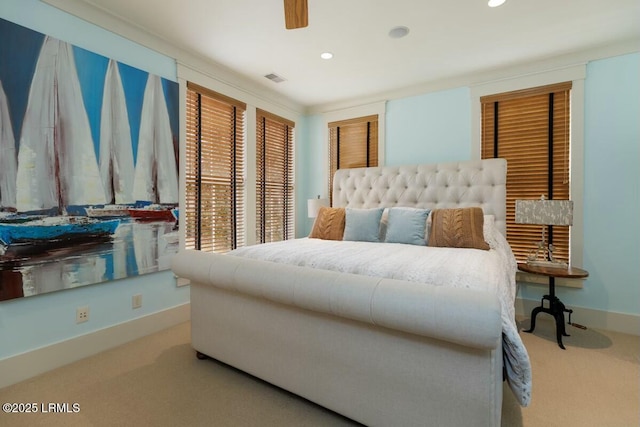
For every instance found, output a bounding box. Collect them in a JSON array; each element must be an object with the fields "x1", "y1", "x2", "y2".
[{"x1": 264, "y1": 73, "x2": 286, "y2": 83}]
